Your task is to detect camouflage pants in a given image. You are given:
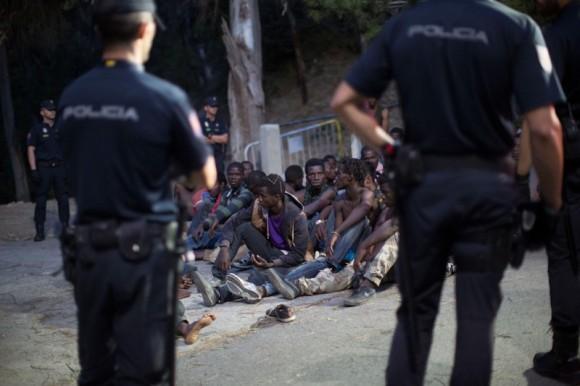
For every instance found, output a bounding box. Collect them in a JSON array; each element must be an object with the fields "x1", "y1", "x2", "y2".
[{"x1": 296, "y1": 232, "x2": 399, "y2": 295}]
